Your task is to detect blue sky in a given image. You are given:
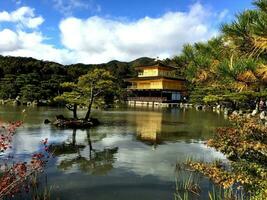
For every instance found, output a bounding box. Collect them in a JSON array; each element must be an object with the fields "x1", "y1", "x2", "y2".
[{"x1": 0, "y1": 0, "x2": 255, "y2": 64}]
